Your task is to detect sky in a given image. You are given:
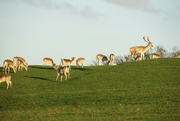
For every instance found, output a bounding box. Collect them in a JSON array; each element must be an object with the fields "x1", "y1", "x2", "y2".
[{"x1": 0, "y1": 0, "x2": 180, "y2": 66}]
